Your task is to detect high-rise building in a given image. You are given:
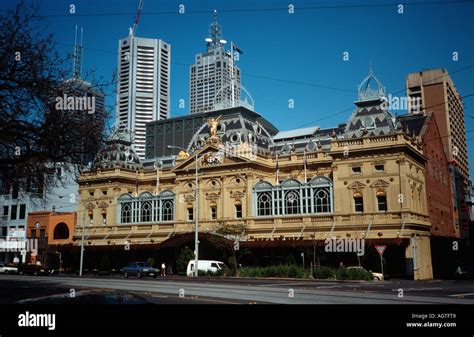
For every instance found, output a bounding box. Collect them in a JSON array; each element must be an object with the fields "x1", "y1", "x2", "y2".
[
  {"x1": 189, "y1": 10, "x2": 241, "y2": 114},
  {"x1": 407, "y1": 68, "x2": 471, "y2": 244},
  {"x1": 116, "y1": 34, "x2": 171, "y2": 160},
  {"x1": 61, "y1": 27, "x2": 106, "y2": 166},
  {"x1": 406, "y1": 69, "x2": 469, "y2": 179}
]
